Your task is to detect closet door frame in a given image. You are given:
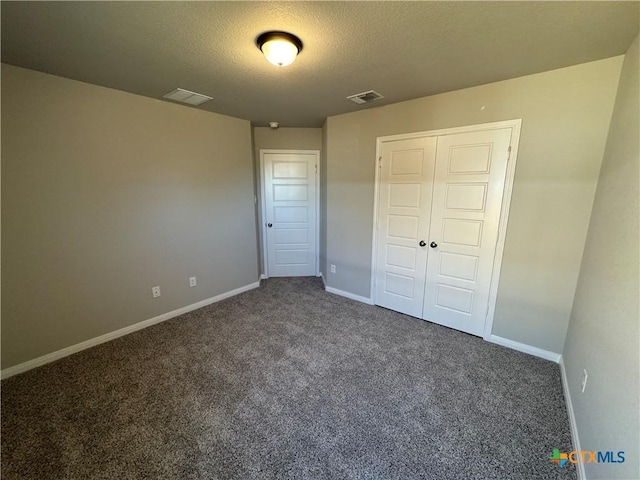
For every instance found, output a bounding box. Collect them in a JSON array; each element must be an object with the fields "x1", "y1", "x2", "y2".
[{"x1": 370, "y1": 119, "x2": 522, "y2": 340}]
